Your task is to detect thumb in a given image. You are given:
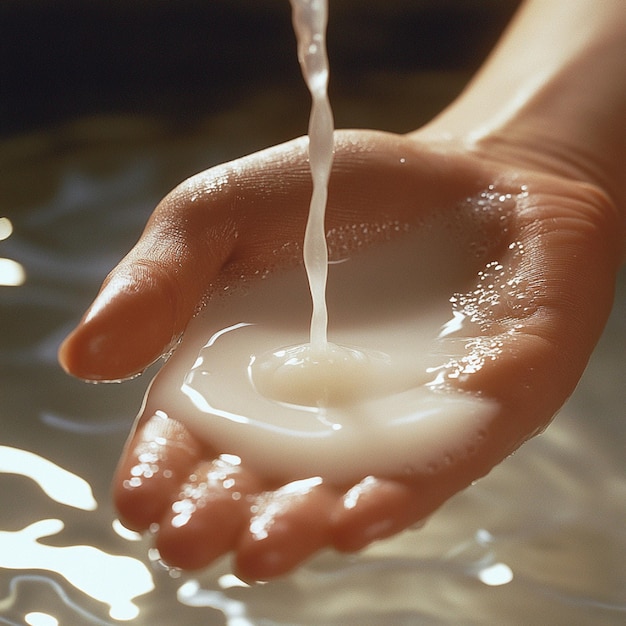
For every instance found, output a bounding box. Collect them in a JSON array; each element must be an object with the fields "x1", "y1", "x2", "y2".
[{"x1": 58, "y1": 173, "x2": 240, "y2": 382}]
